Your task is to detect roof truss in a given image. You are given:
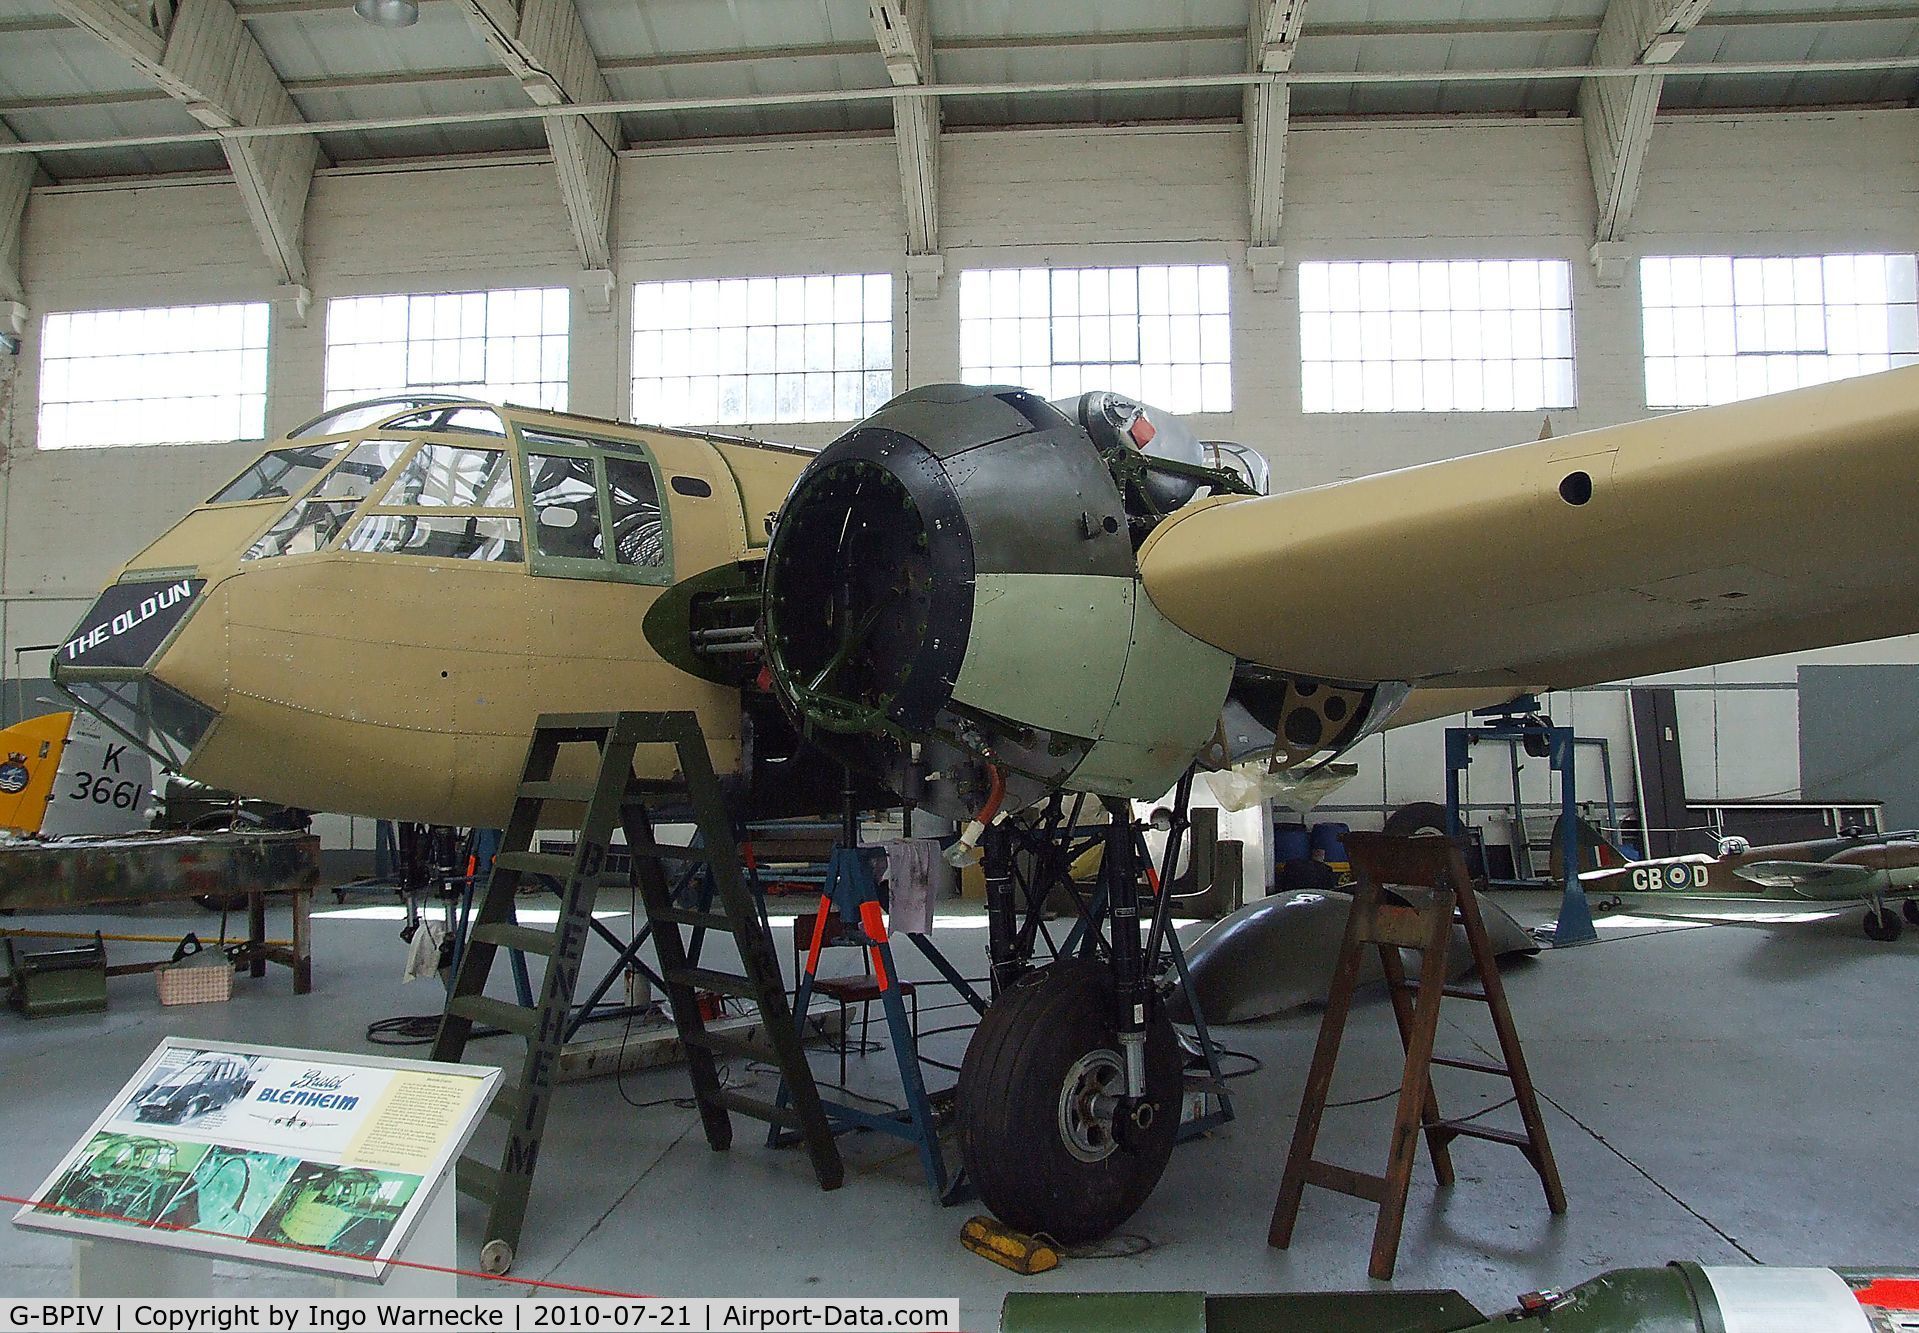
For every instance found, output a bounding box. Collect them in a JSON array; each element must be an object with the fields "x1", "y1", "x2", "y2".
[
  {"x1": 457, "y1": 0, "x2": 617, "y2": 288},
  {"x1": 1580, "y1": 0, "x2": 1713, "y2": 264},
  {"x1": 1244, "y1": 1, "x2": 1306, "y2": 290},
  {"x1": 871, "y1": 0, "x2": 940, "y2": 288},
  {"x1": 52, "y1": 0, "x2": 319, "y2": 288}
]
